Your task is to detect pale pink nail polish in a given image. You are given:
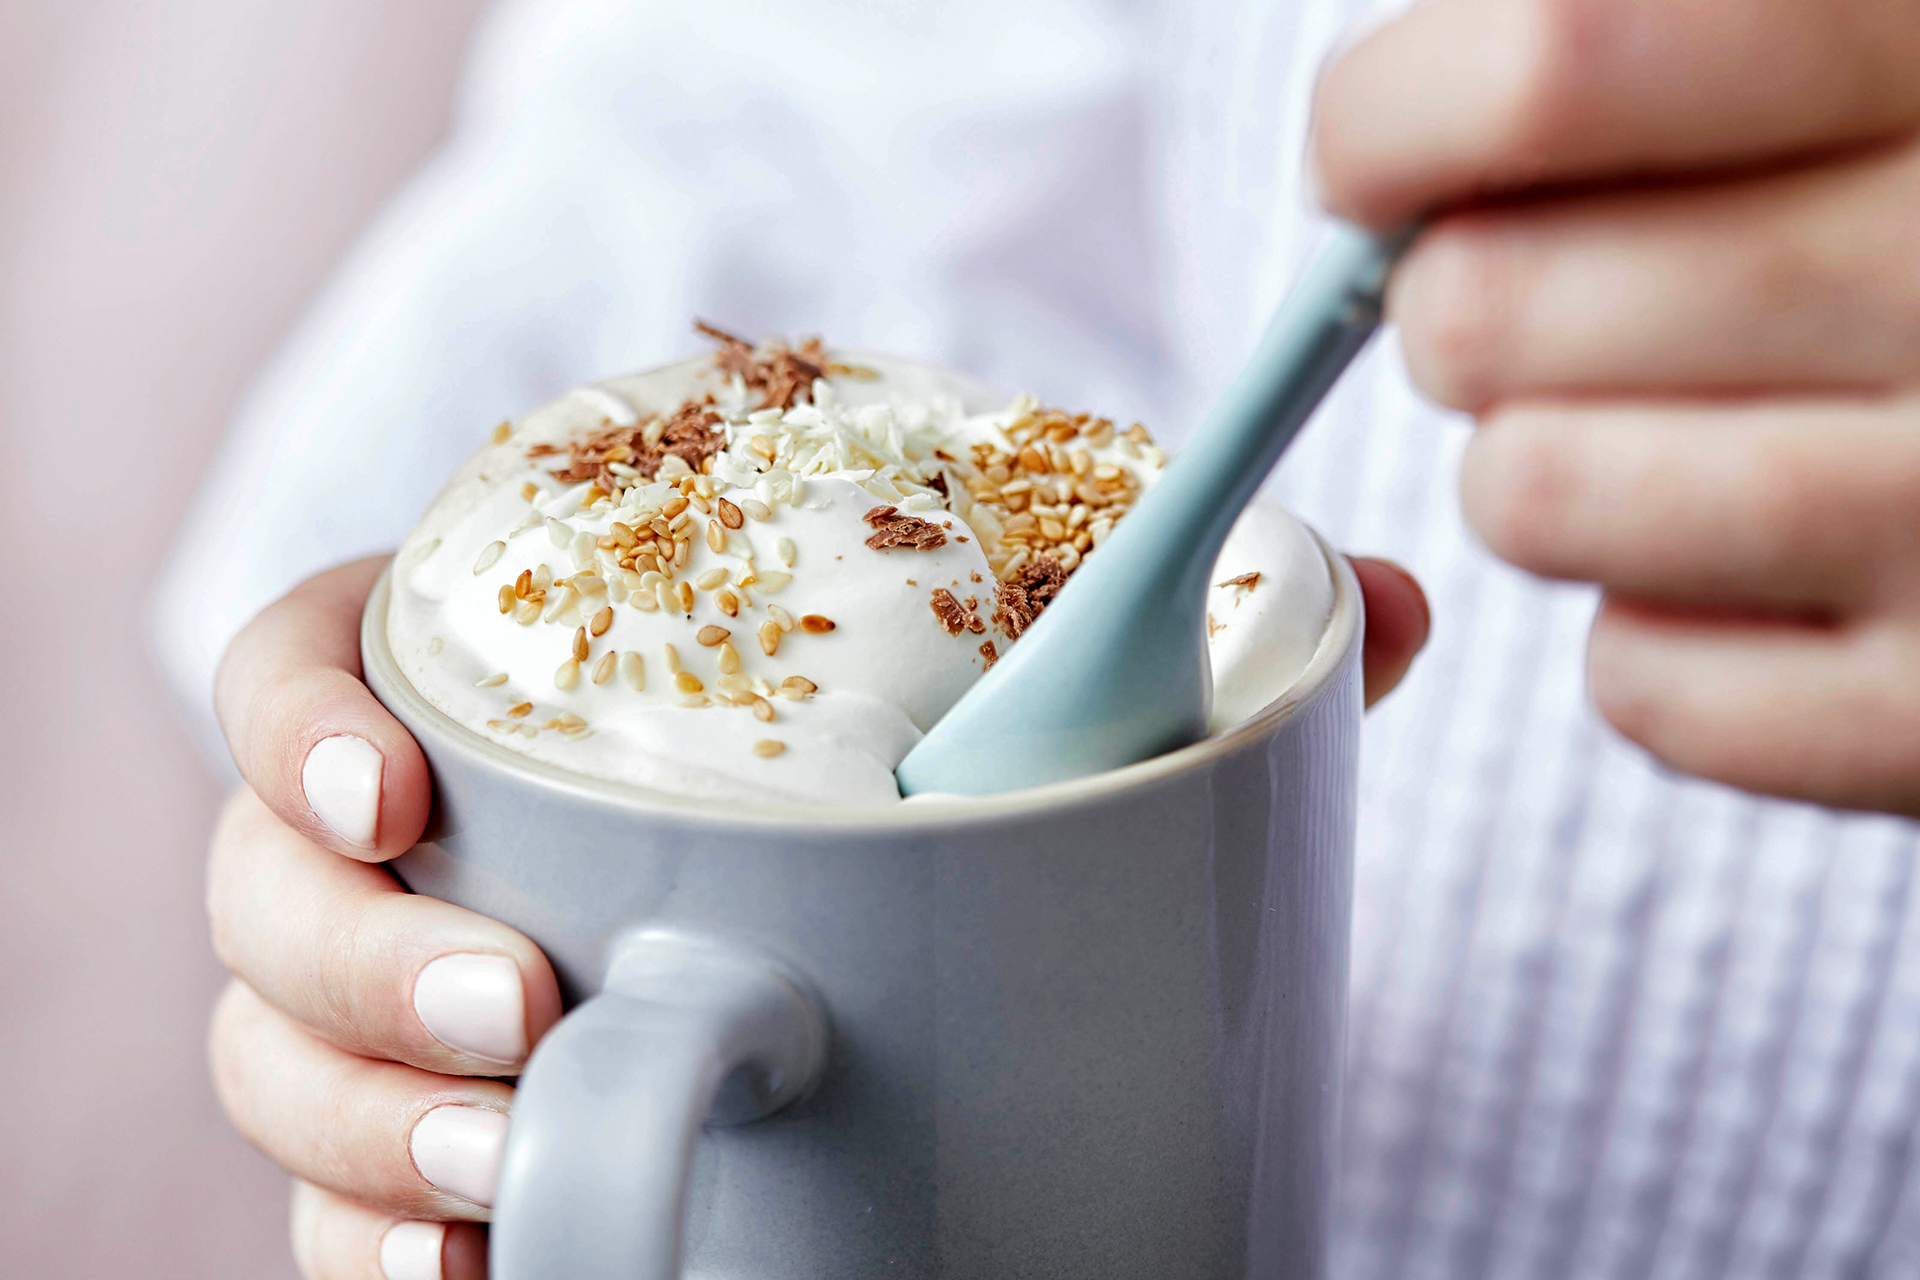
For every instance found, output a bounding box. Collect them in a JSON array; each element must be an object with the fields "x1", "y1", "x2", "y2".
[
  {"x1": 380, "y1": 1220, "x2": 445, "y2": 1280},
  {"x1": 414, "y1": 954, "x2": 527, "y2": 1065},
  {"x1": 301, "y1": 734, "x2": 382, "y2": 847},
  {"x1": 411, "y1": 1106, "x2": 509, "y2": 1208}
]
